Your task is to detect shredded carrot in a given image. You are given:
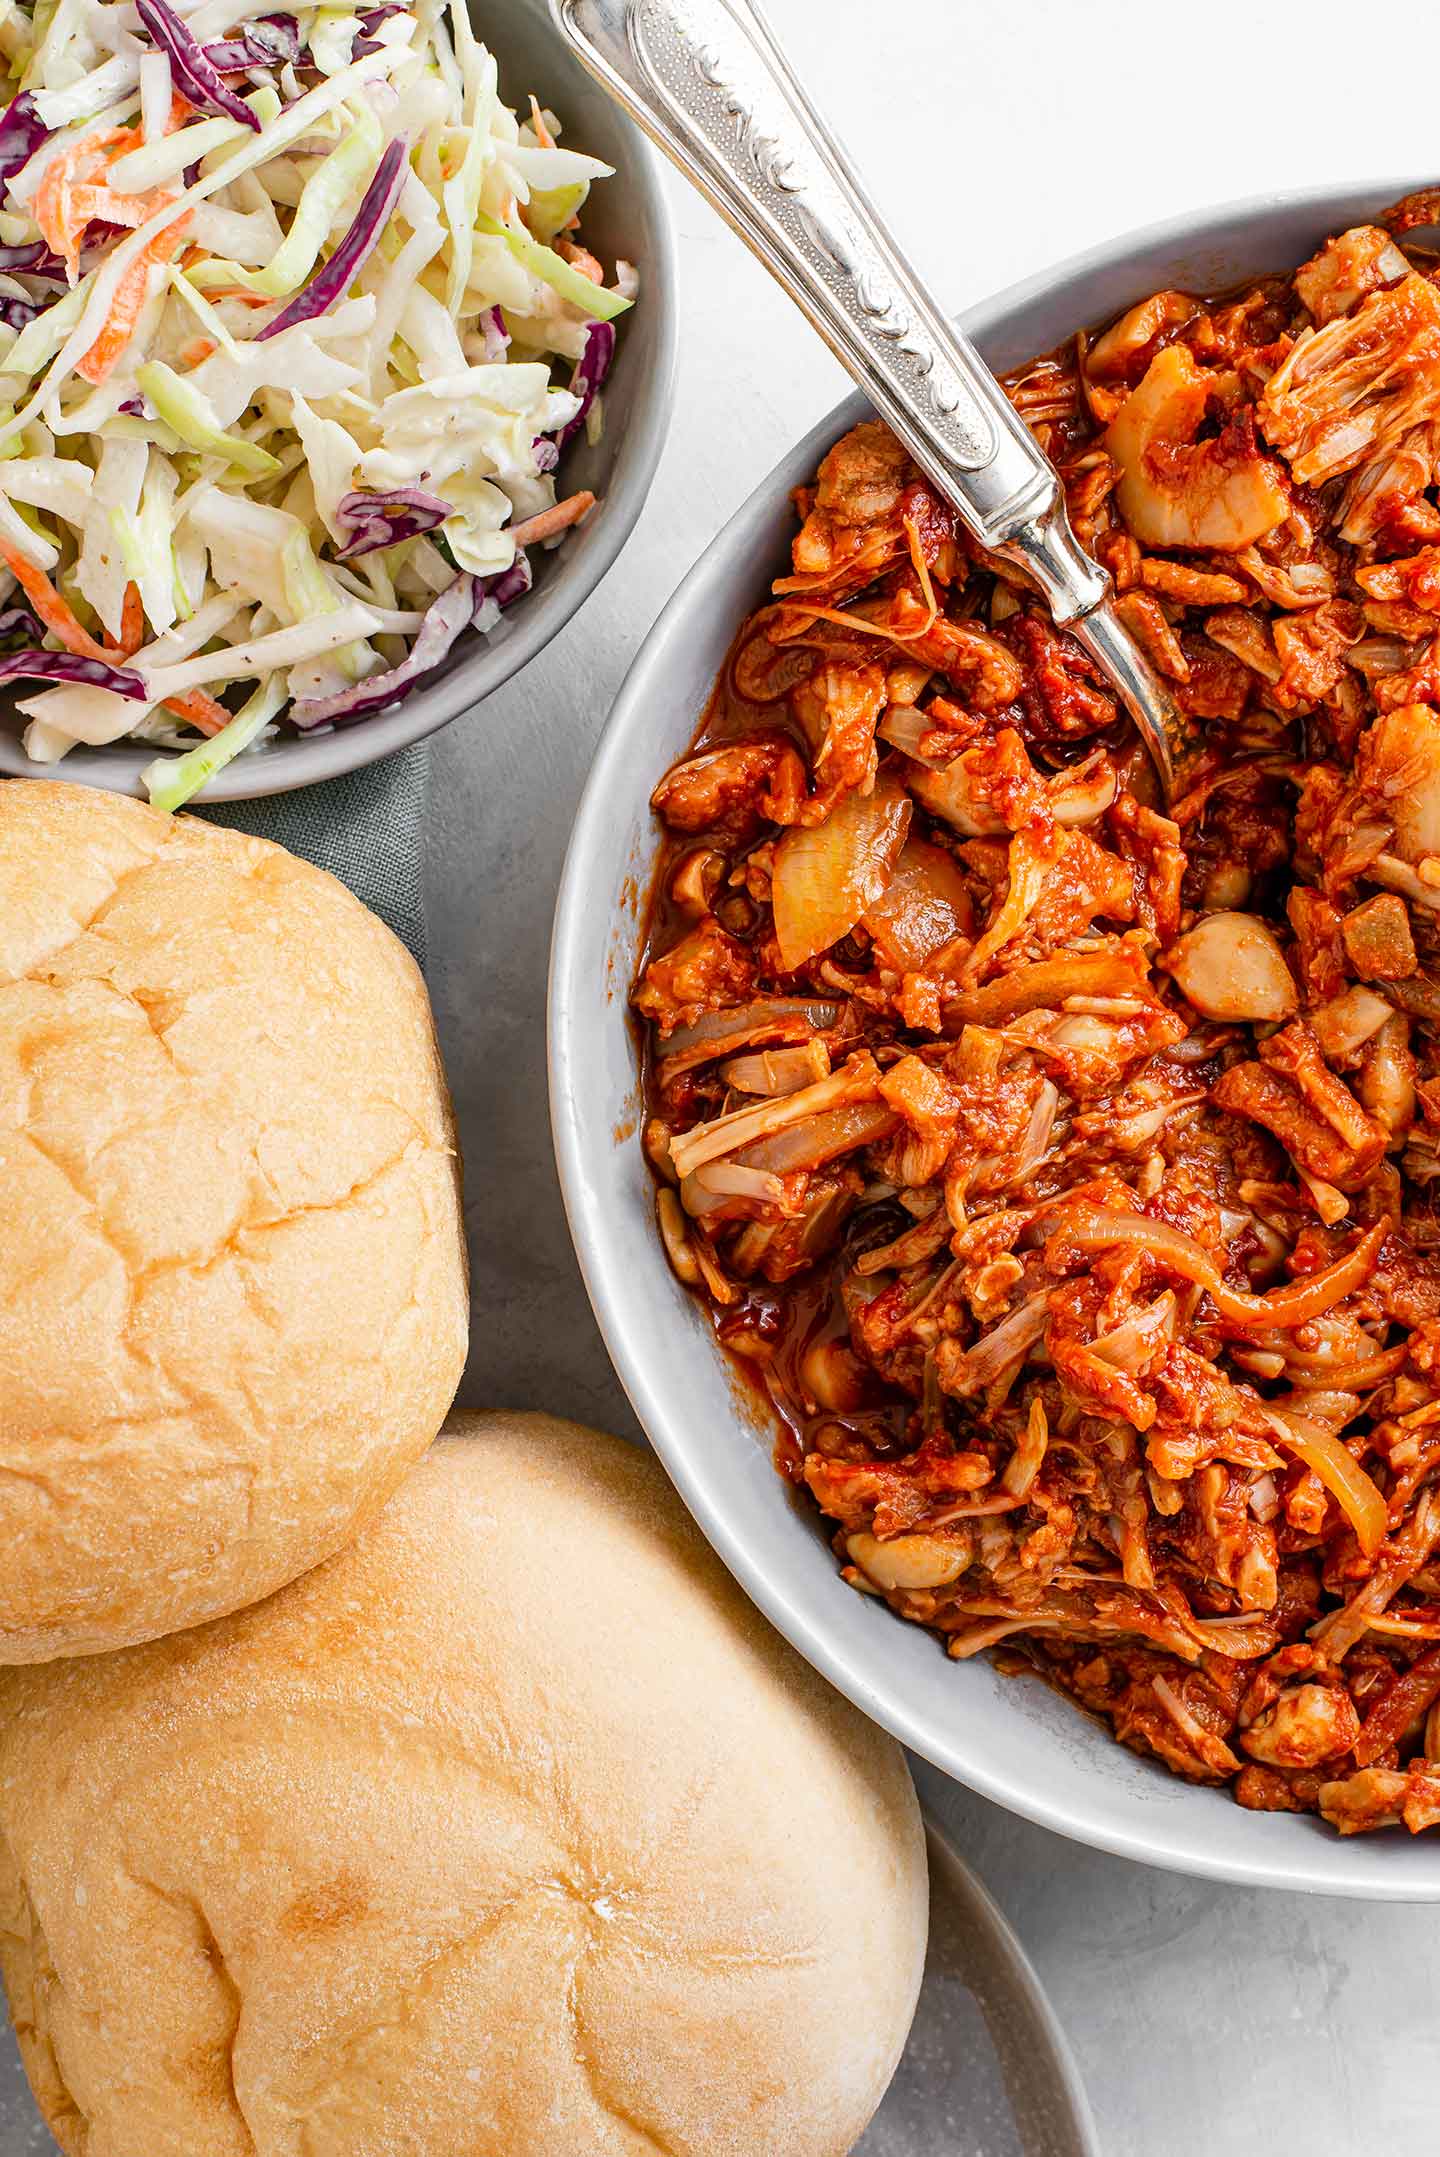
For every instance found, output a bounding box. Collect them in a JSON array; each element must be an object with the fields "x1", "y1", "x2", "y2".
[
  {"x1": 162, "y1": 687, "x2": 229, "y2": 738},
  {"x1": 178, "y1": 334, "x2": 216, "y2": 368},
  {"x1": 196, "y1": 285, "x2": 273, "y2": 306},
  {"x1": 1, "y1": 540, "x2": 110, "y2": 660},
  {"x1": 35, "y1": 148, "x2": 104, "y2": 278},
  {"x1": 64, "y1": 185, "x2": 154, "y2": 230},
  {"x1": 34, "y1": 109, "x2": 190, "y2": 279},
  {"x1": 76, "y1": 212, "x2": 192, "y2": 383},
  {"x1": 34, "y1": 126, "x2": 138, "y2": 276},
  {"x1": 0, "y1": 543, "x2": 226, "y2": 737},
  {"x1": 528, "y1": 93, "x2": 556, "y2": 150},
  {"x1": 507, "y1": 491, "x2": 595, "y2": 548},
  {"x1": 554, "y1": 237, "x2": 604, "y2": 285},
  {"x1": 104, "y1": 581, "x2": 145, "y2": 660}
]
